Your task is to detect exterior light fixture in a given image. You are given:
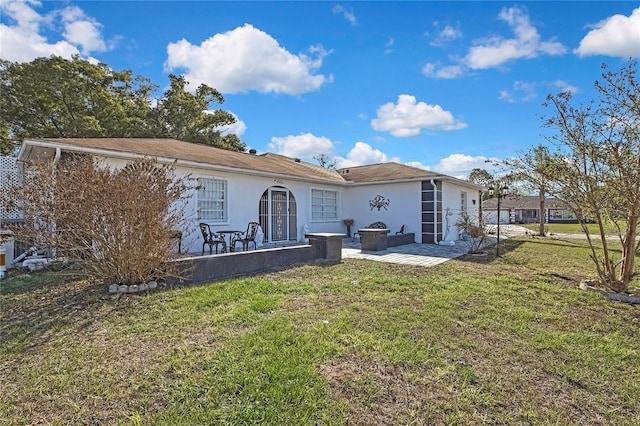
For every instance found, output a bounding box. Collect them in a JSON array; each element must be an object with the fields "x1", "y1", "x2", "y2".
[{"x1": 489, "y1": 185, "x2": 509, "y2": 256}]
